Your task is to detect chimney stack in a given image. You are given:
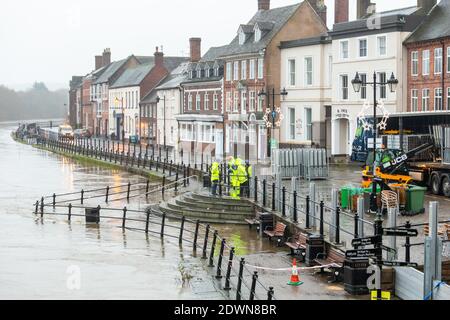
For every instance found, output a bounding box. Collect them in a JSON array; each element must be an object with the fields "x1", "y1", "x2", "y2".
[
  {"x1": 357, "y1": 0, "x2": 372, "y2": 19},
  {"x1": 95, "y1": 55, "x2": 103, "y2": 70},
  {"x1": 417, "y1": 0, "x2": 437, "y2": 14},
  {"x1": 307, "y1": 0, "x2": 327, "y2": 25},
  {"x1": 189, "y1": 38, "x2": 202, "y2": 63},
  {"x1": 335, "y1": 0, "x2": 349, "y2": 24},
  {"x1": 154, "y1": 46, "x2": 164, "y2": 66},
  {"x1": 102, "y1": 48, "x2": 111, "y2": 67},
  {"x1": 258, "y1": 0, "x2": 270, "y2": 11}
]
